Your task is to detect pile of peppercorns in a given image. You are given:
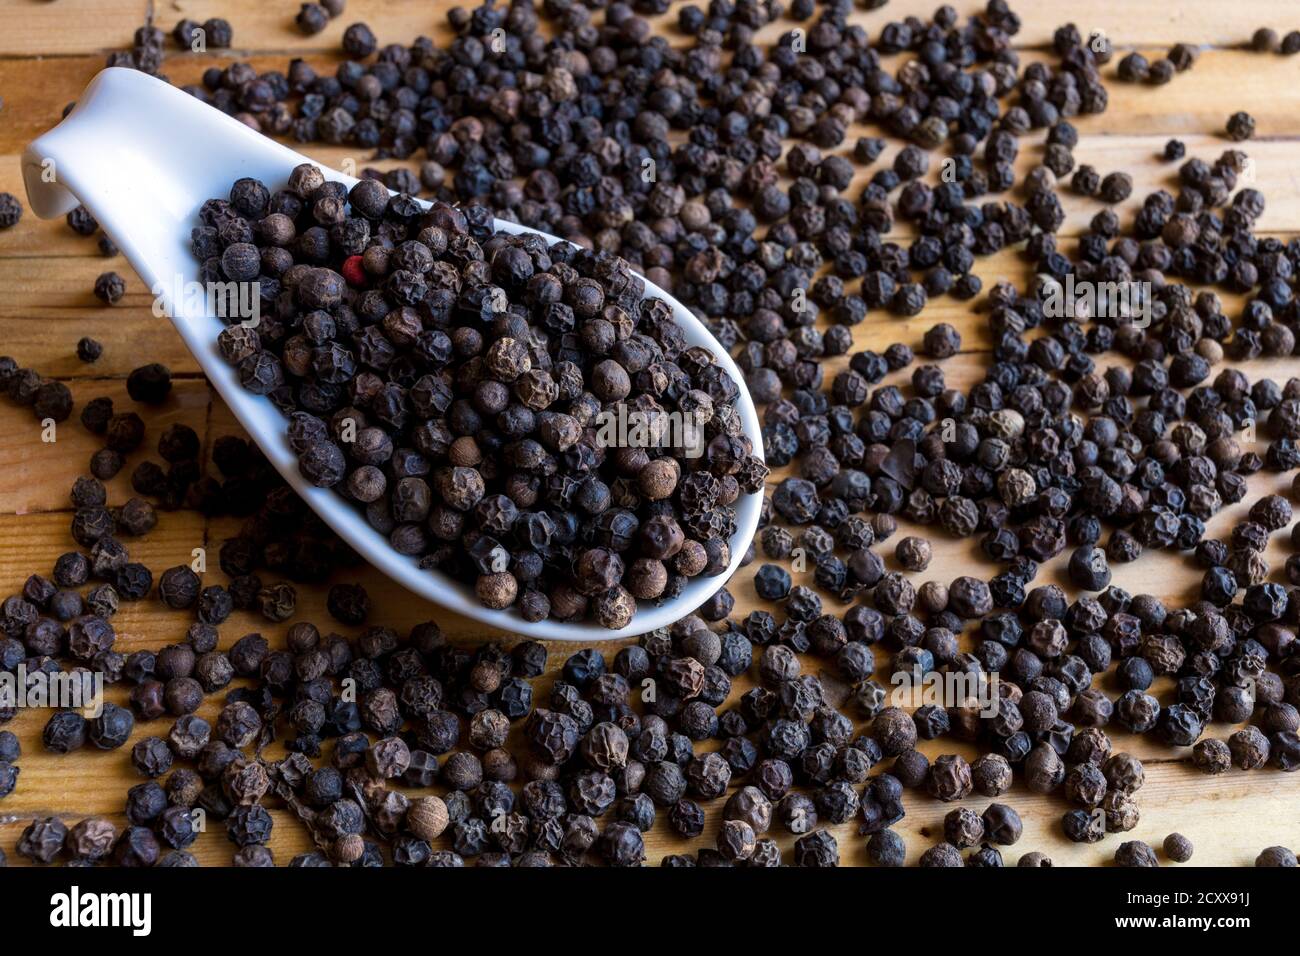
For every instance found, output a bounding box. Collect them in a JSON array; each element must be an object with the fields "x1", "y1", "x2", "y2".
[
  {"x1": 0, "y1": 193, "x2": 22, "y2": 230},
  {"x1": 1116, "y1": 42, "x2": 1200, "y2": 86},
  {"x1": 0, "y1": 357, "x2": 74, "y2": 426},
  {"x1": 295, "y1": 0, "x2": 348, "y2": 37},
  {"x1": 194, "y1": 163, "x2": 766, "y2": 628}
]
